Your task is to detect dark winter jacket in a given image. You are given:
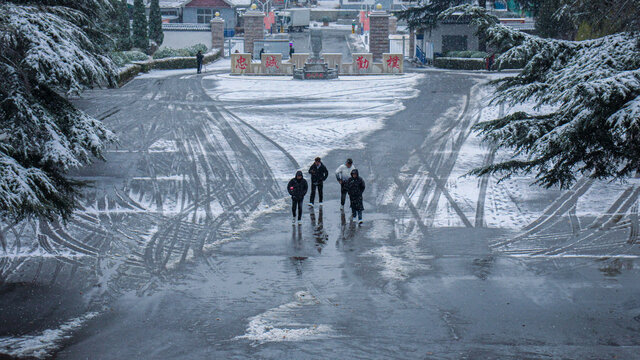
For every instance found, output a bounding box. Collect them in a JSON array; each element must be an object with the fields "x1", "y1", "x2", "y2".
[
  {"x1": 196, "y1": 52, "x2": 204, "y2": 64},
  {"x1": 287, "y1": 171, "x2": 308, "y2": 201},
  {"x1": 345, "y1": 169, "x2": 365, "y2": 210},
  {"x1": 308, "y1": 162, "x2": 329, "y2": 184}
]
